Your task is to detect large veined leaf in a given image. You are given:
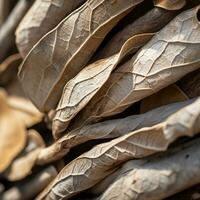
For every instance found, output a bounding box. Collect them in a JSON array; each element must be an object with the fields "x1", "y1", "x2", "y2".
[
  {"x1": 18, "y1": 0, "x2": 144, "y2": 112},
  {"x1": 99, "y1": 139, "x2": 200, "y2": 200},
  {"x1": 37, "y1": 99, "x2": 194, "y2": 165},
  {"x1": 72, "y1": 6, "x2": 200, "y2": 128},
  {"x1": 53, "y1": 3, "x2": 183, "y2": 136},
  {"x1": 37, "y1": 98, "x2": 200, "y2": 199},
  {"x1": 52, "y1": 33, "x2": 154, "y2": 137},
  {"x1": 16, "y1": 0, "x2": 86, "y2": 57}
]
